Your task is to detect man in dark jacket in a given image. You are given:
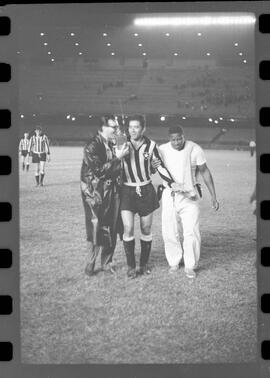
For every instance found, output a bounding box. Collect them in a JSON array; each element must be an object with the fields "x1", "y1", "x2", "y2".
[{"x1": 81, "y1": 115, "x2": 129, "y2": 276}]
